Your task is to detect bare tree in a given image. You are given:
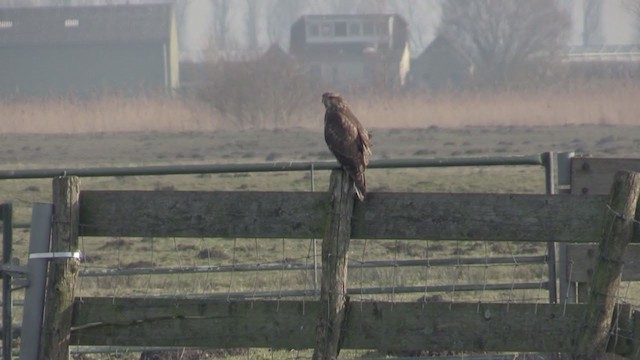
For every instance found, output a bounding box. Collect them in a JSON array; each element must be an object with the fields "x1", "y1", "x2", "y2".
[
  {"x1": 174, "y1": 0, "x2": 194, "y2": 54},
  {"x1": 623, "y1": 0, "x2": 640, "y2": 41},
  {"x1": 390, "y1": 0, "x2": 439, "y2": 52},
  {"x1": 266, "y1": 0, "x2": 305, "y2": 45},
  {"x1": 583, "y1": 0, "x2": 603, "y2": 45},
  {"x1": 353, "y1": 0, "x2": 389, "y2": 13},
  {"x1": 439, "y1": 0, "x2": 571, "y2": 85},
  {"x1": 244, "y1": 0, "x2": 260, "y2": 49},
  {"x1": 210, "y1": 0, "x2": 231, "y2": 51}
]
